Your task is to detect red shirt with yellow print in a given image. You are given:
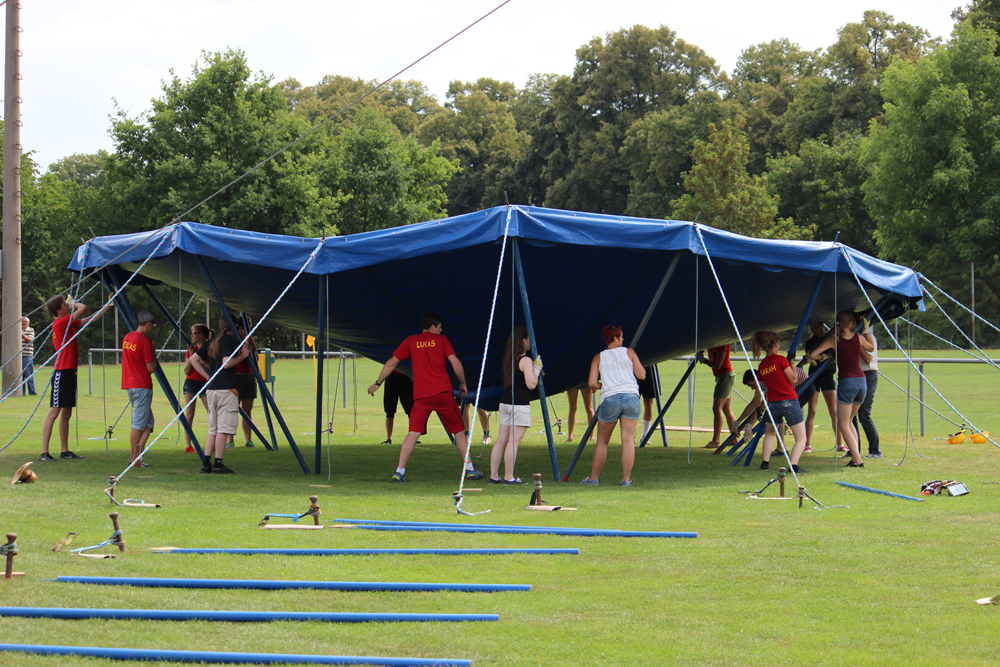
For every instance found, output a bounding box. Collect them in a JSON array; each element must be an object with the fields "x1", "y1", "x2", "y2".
[
  {"x1": 757, "y1": 354, "x2": 797, "y2": 402},
  {"x1": 393, "y1": 332, "x2": 456, "y2": 400}
]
